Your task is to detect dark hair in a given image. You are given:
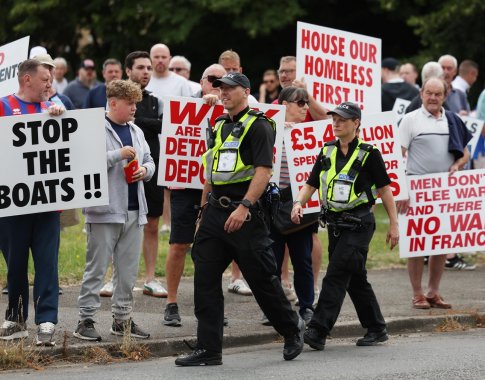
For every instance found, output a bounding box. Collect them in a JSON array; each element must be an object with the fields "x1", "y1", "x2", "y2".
[
  {"x1": 125, "y1": 51, "x2": 150, "y2": 70},
  {"x1": 278, "y1": 86, "x2": 308, "y2": 104}
]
